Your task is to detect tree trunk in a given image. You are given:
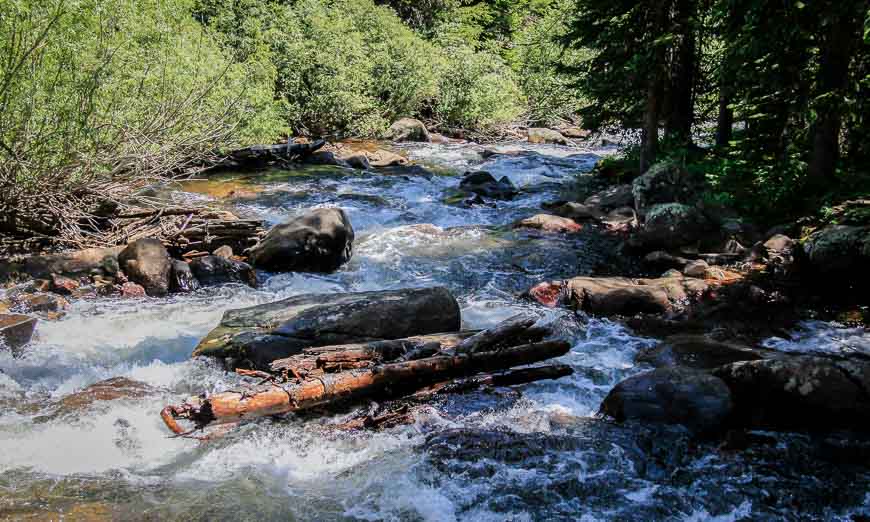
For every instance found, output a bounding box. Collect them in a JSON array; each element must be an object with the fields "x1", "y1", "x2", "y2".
[
  {"x1": 807, "y1": 7, "x2": 860, "y2": 186},
  {"x1": 666, "y1": 0, "x2": 697, "y2": 144},
  {"x1": 715, "y1": 88, "x2": 733, "y2": 147},
  {"x1": 640, "y1": 2, "x2": 670, "y2": 173}
]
